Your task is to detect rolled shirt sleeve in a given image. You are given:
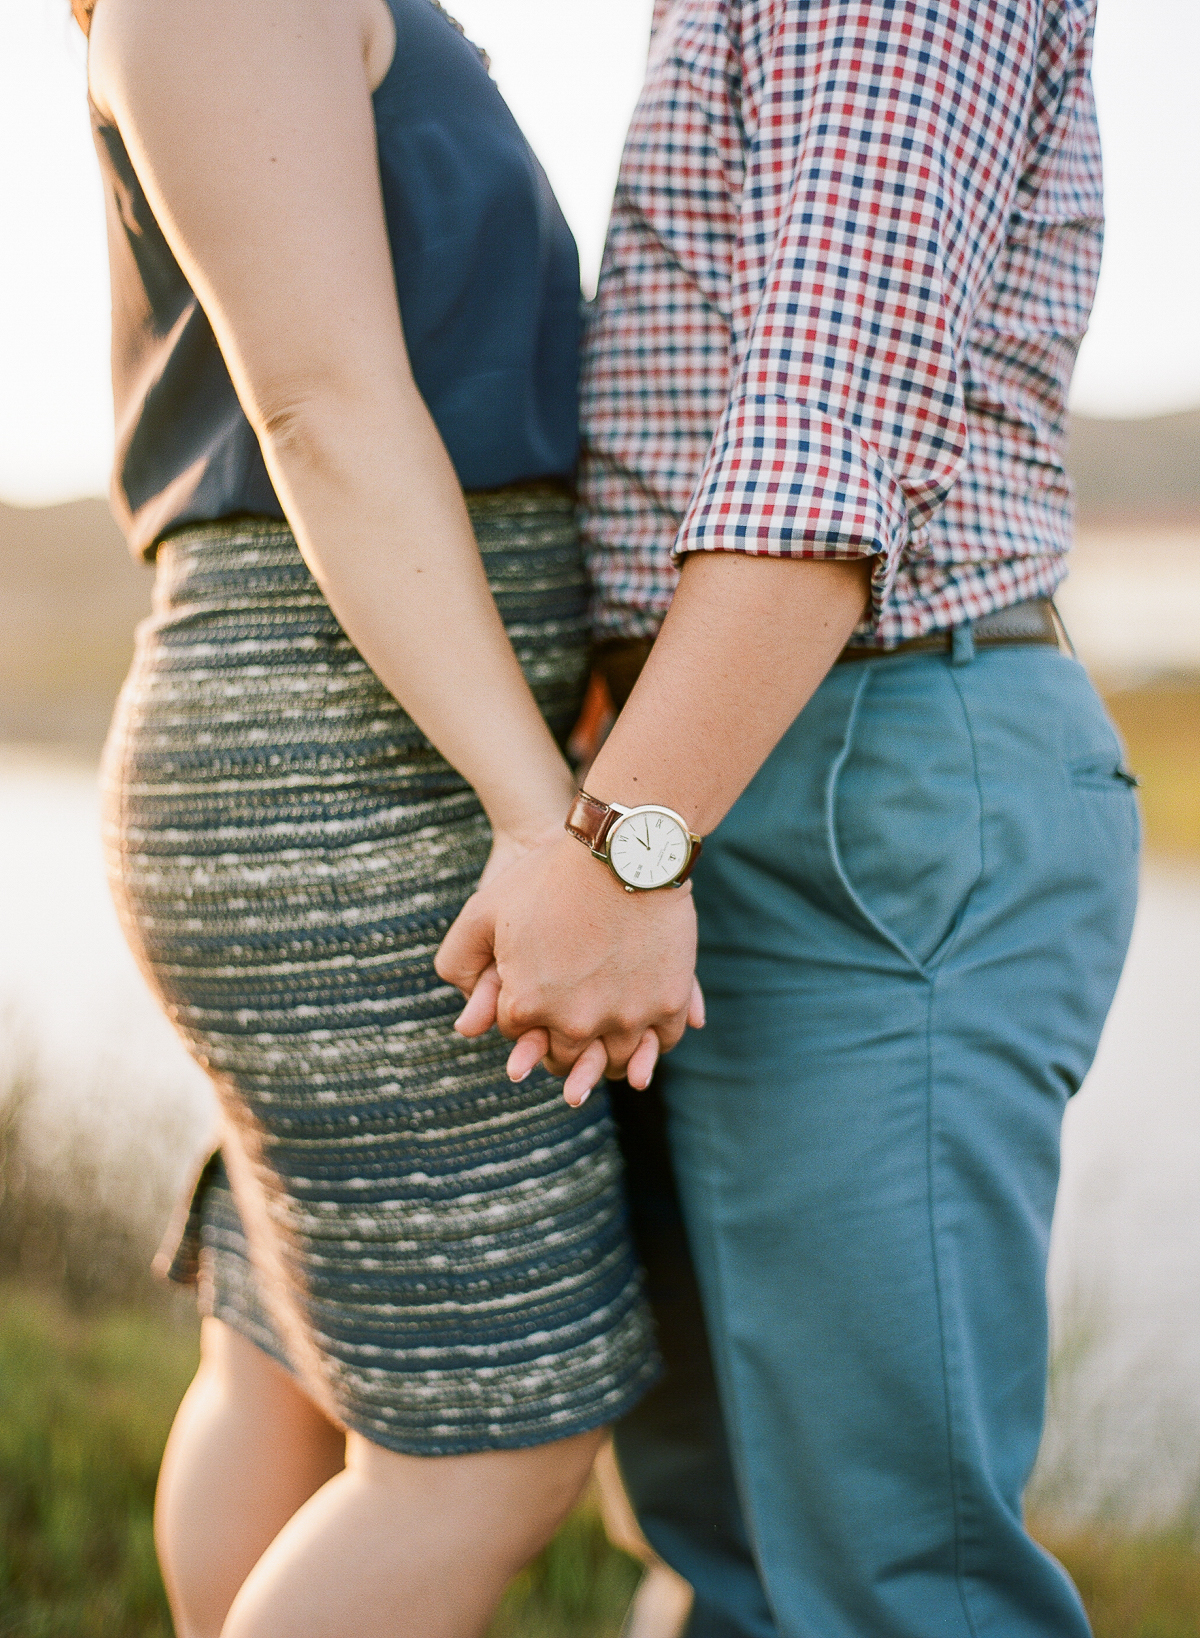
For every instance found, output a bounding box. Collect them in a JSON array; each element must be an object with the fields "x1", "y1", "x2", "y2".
[{"x1": 674, "y1": 0, "x2": 1048, "y2": 624}]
